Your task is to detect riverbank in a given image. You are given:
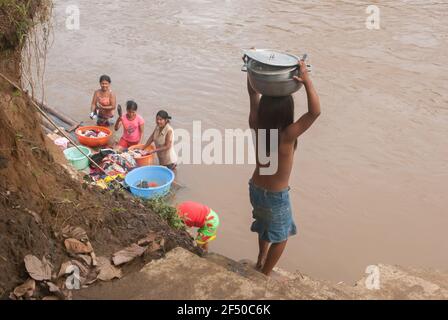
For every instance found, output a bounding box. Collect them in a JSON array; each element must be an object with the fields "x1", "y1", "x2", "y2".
[
  {"x1": 0, "y1": 0, "x2": 198, "y2": 298},
  {"x1": 0, "y1": 79, "x2": 198, "y2": 297}
]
